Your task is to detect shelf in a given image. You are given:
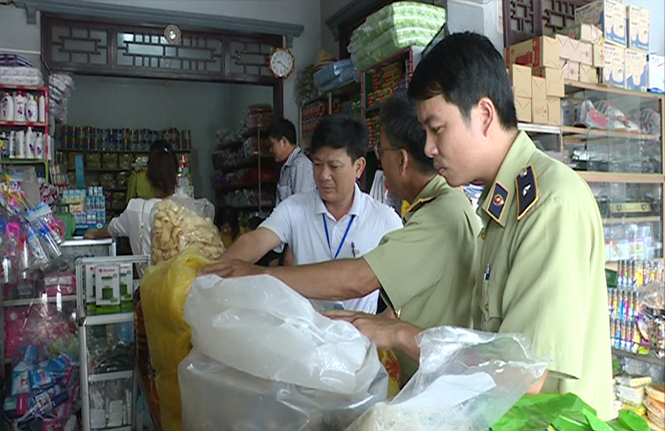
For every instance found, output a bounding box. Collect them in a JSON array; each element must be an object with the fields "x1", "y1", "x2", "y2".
[
  {"x1": 0, "y1": 121, "x2": 46, "y2": 127},
  {"x1": 56, "y1": 148, "x2": 191, "y2": 153},
  {"x1": 565, "y1": 80, "x2": 665, "y2": 100},
  {"x1": 302, "y1": 80, "x2": 361, "y2": 106},
  {"x1": 62, "y1": 238, "x2": 114, "y2": 247},
  {"x1": 518, "y1": 122, "x2": 561, "y2": 135},
  {"x1": 612, "y1": 348, "x2": 665, "y2": 367},
  {"x1": 1, "y1": 158, "x2": 47, "y2": 164},
  {"x1": 602, "y1": 216, "x2": 661, "y2": 225},
  {"x1": 85, "y1": 312, "x2": 134, "y2": 326},
  {"x1": 577, "y1": 172, "x2": 664, "y2": 184},
  {"x1": 88, "y1": 370, "x2": 133, "y2": 383},
  {"x1": 562, "y1": 126, "x2": 660, "y2": 141},
  {"x1": 0, "y1": 84, "x2": 46, "y2": 91},
  {"x1": 3, "y1": 295, "x2": 76, "y2": 307},
  {"x1": 365, "y1": 104, "x2": 381, "y2": 114}
]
